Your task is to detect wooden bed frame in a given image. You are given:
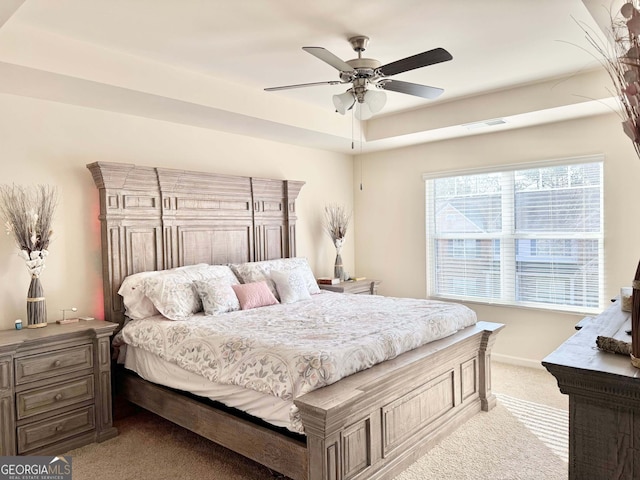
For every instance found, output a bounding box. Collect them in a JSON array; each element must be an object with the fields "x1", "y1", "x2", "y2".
[{"x1": 87, "y1": 161, "x2": 503, "y2": 480}]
